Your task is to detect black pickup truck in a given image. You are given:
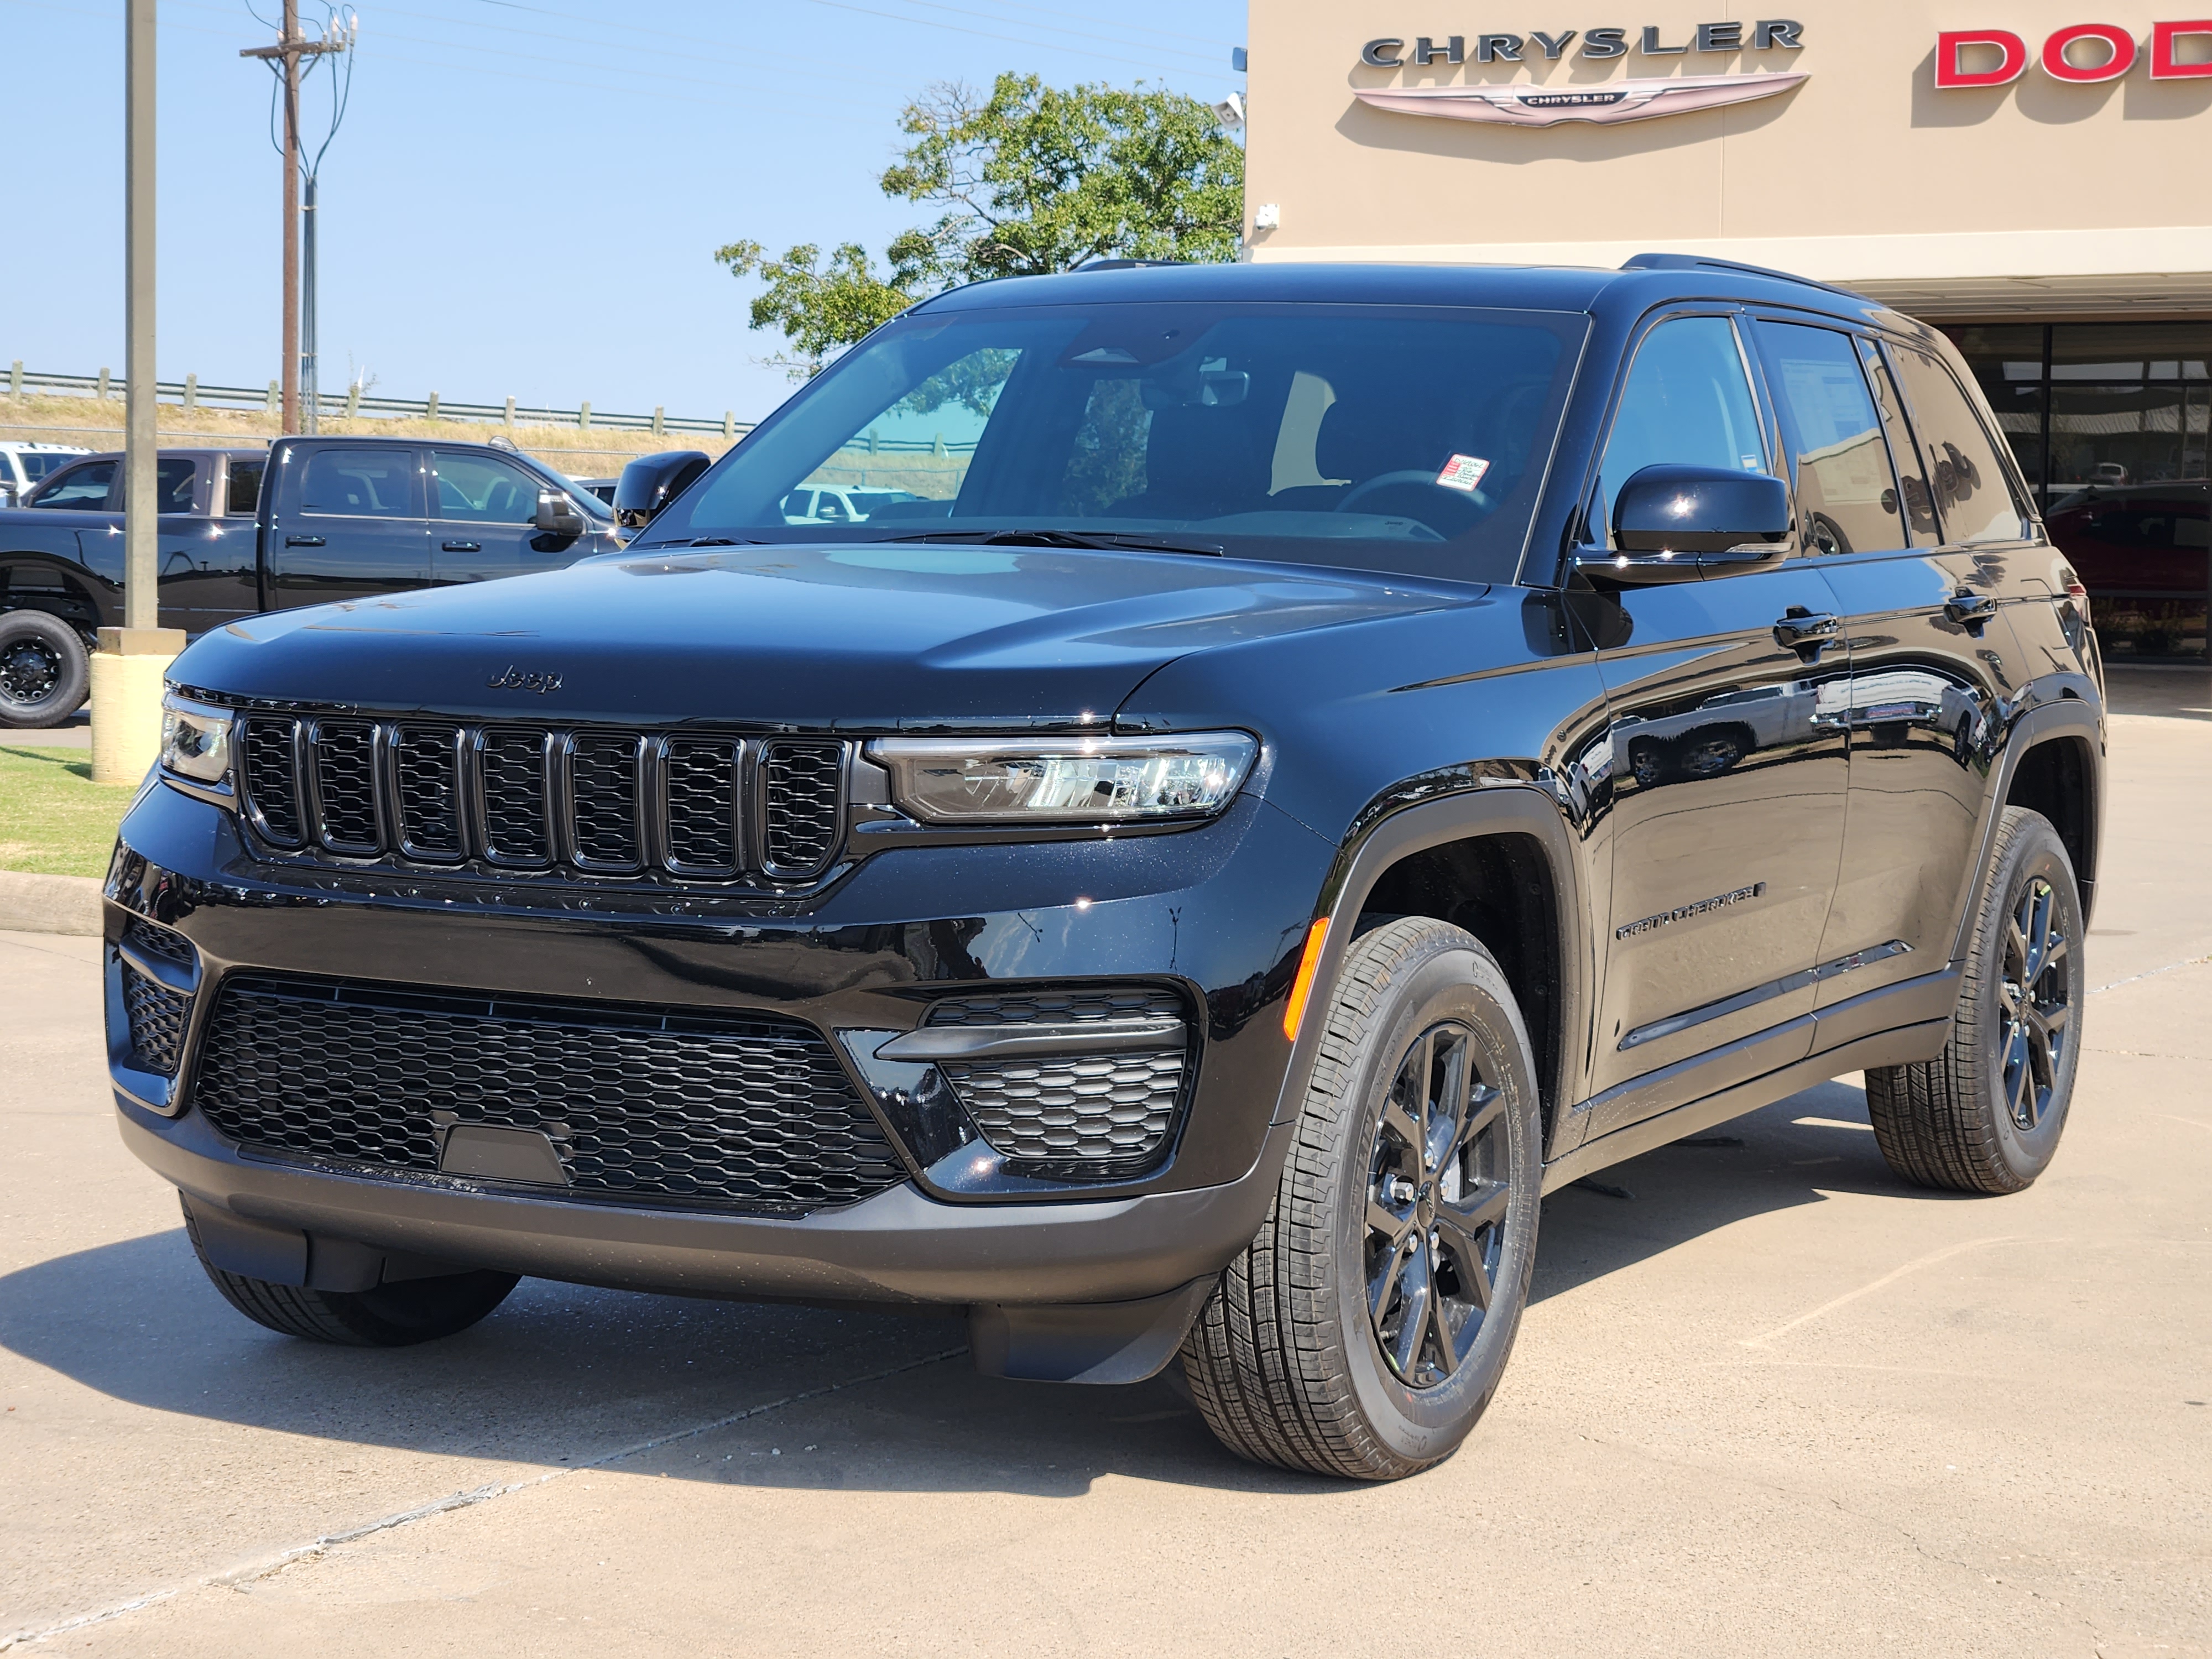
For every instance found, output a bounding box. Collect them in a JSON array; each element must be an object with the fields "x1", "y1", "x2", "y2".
[
  {"x1": 0, "y1": 435, "x2": 619, "y2": 727},
  {"x1": 107, "y1": 258, "x2": 2102, "y2": 1481}
]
